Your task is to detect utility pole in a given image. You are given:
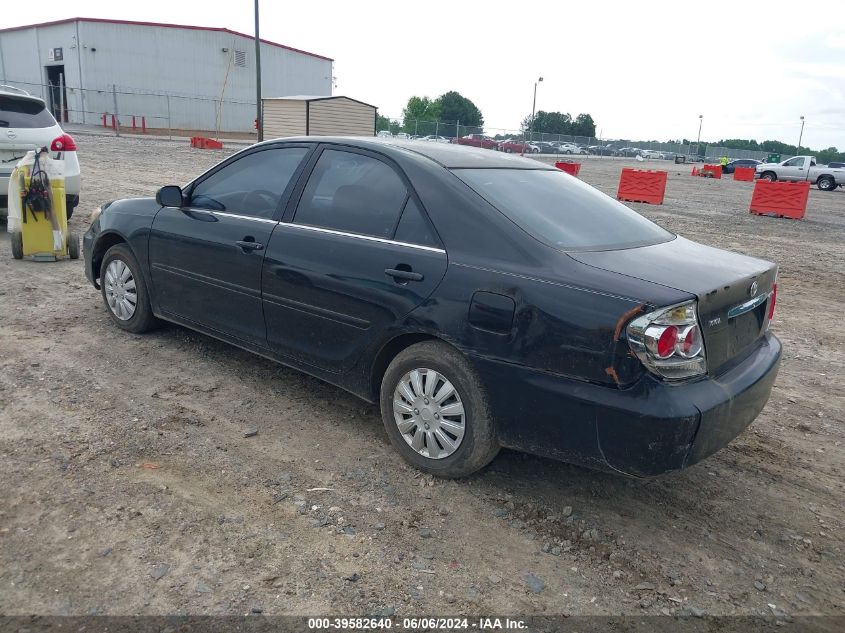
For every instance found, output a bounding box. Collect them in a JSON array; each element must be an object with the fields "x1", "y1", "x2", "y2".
[
  {"x1": 696, "y1": 114, "x2": 703, "y2": 157},
  {"x1": 254, "y1": 0, "x2": 263, "y2": 142},
  {"x1": 530, "y1": 77, "x2": 543, "y2": 142},
  {"x1": 797, "y1": 115, "x2": 805, "y2": 152}
]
